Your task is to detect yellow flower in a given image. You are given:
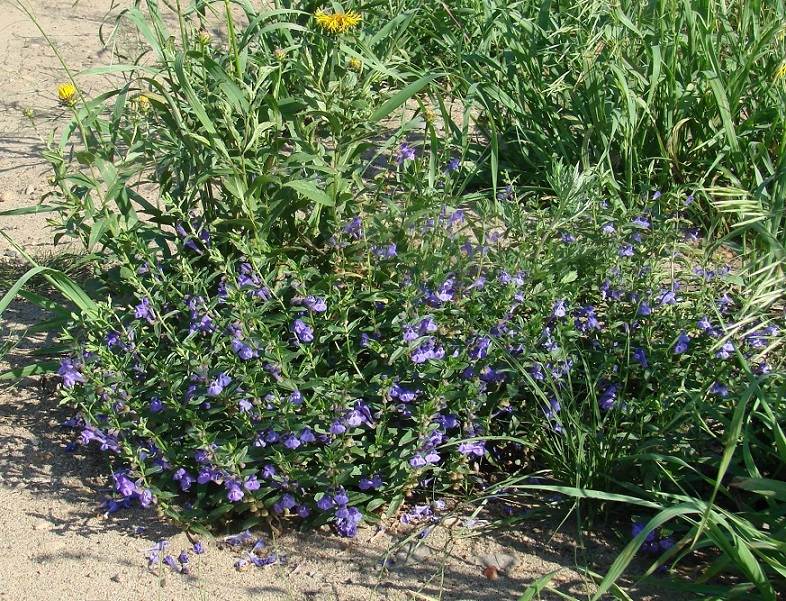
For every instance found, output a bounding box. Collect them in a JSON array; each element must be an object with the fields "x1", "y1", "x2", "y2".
[
  {"x1": 314, "y1": 9, "x2": 361, "y2": 35},
  {"x1": 777, "y1": 63, "x2": 786, "y2": 79},
  {"x1": 347, "y1": 57, "x2": 362, "y2": 71},
  {"x1": 58, "y1": 83, "x2": 78, "y2": 106},
  {"x1": 134, "y1": 94, "x2": 151, "y2": 114}
]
